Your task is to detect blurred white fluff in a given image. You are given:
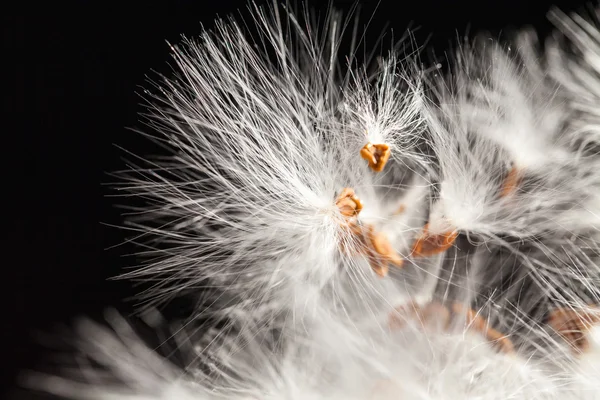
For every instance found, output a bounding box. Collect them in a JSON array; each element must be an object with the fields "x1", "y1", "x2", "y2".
[
  {"x1": 420, "y1": 5, "x2": 600, "y2": 370},
  {"x1": 23, "y1": 1, "x2": 600, "y2": 400},
  {"x1": 423, "y1": 31, "x2": 600, "y2": 240},
  {"x1": 548, "y1": 6, "x2": 600, "y2": 148},
  {"x1": 25, "y1": 304, "x2": 600, "y2": 400}
]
